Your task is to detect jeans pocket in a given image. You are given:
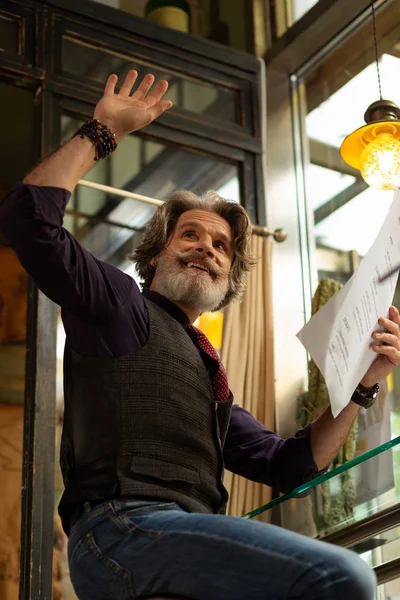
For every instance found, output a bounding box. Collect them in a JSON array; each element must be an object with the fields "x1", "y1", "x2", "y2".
[
  {"x1": 109, "y1": 501, "x2": 180, "y2": 535},
  {"x1": 69, "y1": 530, "x2": 134, "y2": 600}
]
